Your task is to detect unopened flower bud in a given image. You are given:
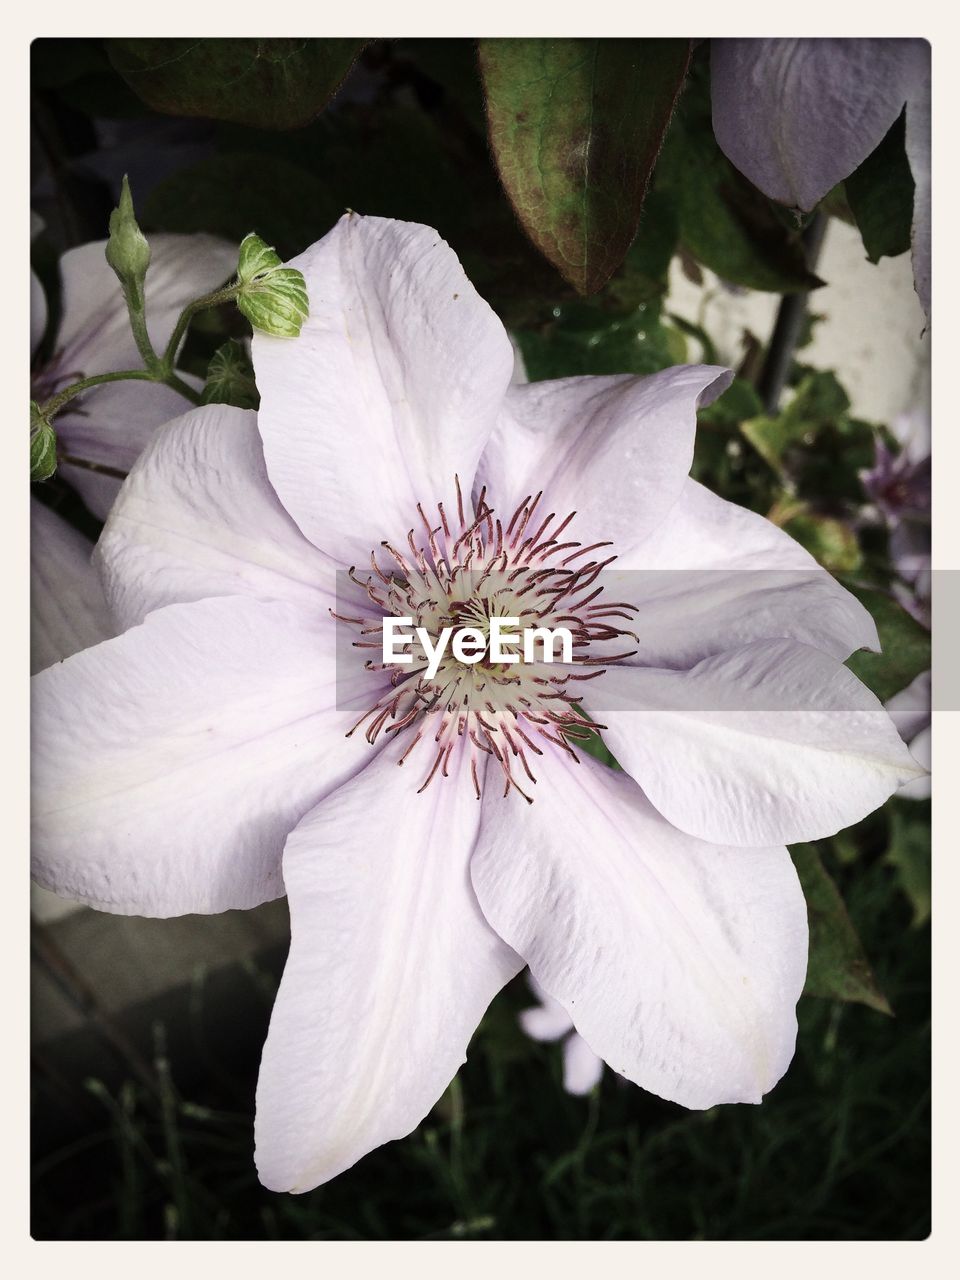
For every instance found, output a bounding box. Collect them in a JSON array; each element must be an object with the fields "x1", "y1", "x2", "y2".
[
  {"x1": 30, "y1": 401, "x2": 57, "y2": 481},
  {"x1": 236, "y1": 233, "x2": 308, "y2": 338},
  {"x1": 105, "y1": 175, "x2": 151, "y2": 305}
]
